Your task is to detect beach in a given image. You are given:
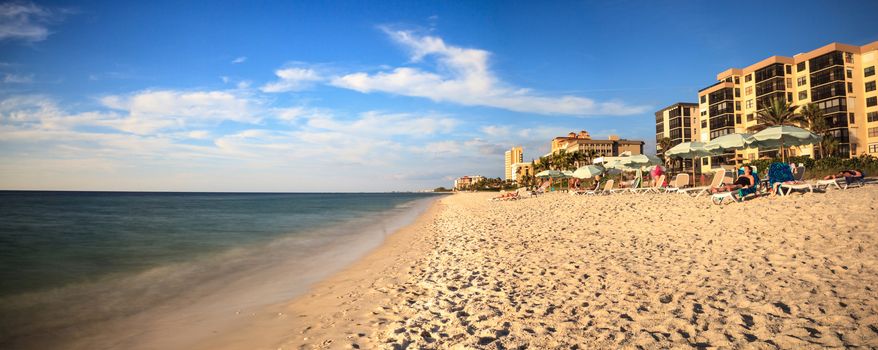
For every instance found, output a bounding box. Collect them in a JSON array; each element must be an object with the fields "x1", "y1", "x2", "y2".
[{"x1": 205, "y1": 186, "x2": 878, "y2": 349}]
